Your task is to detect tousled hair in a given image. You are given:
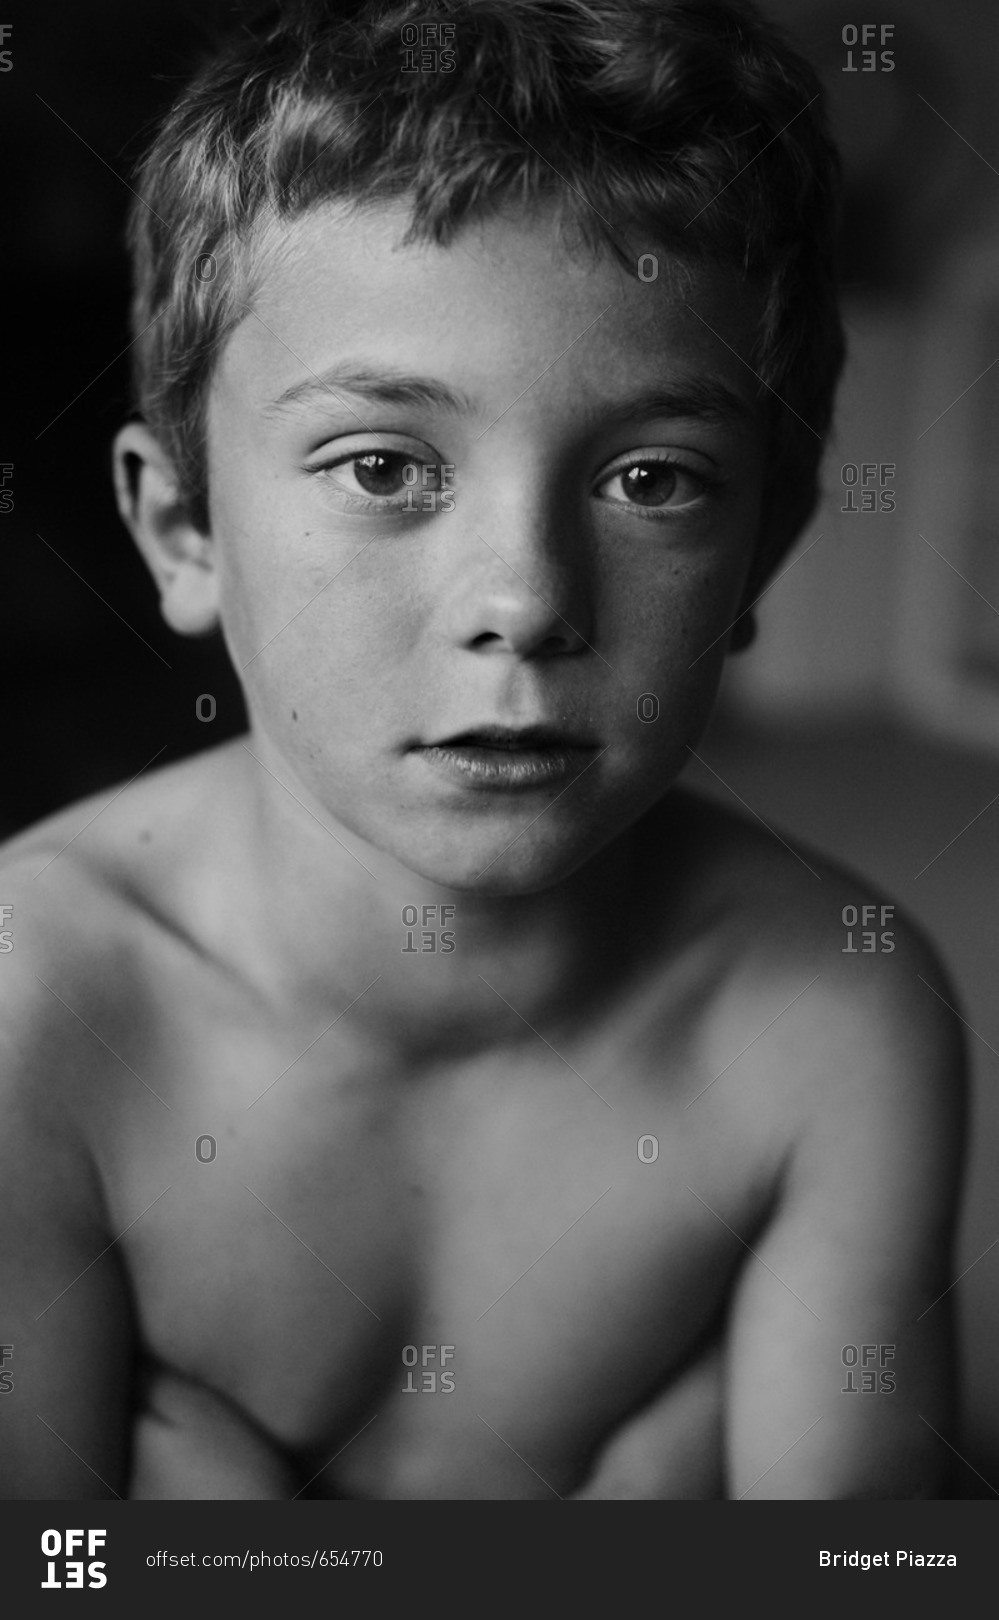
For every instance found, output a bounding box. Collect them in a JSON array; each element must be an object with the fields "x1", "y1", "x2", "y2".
[{"x1": 126, "y1": 0, "x2": 845, "y2": 586}]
